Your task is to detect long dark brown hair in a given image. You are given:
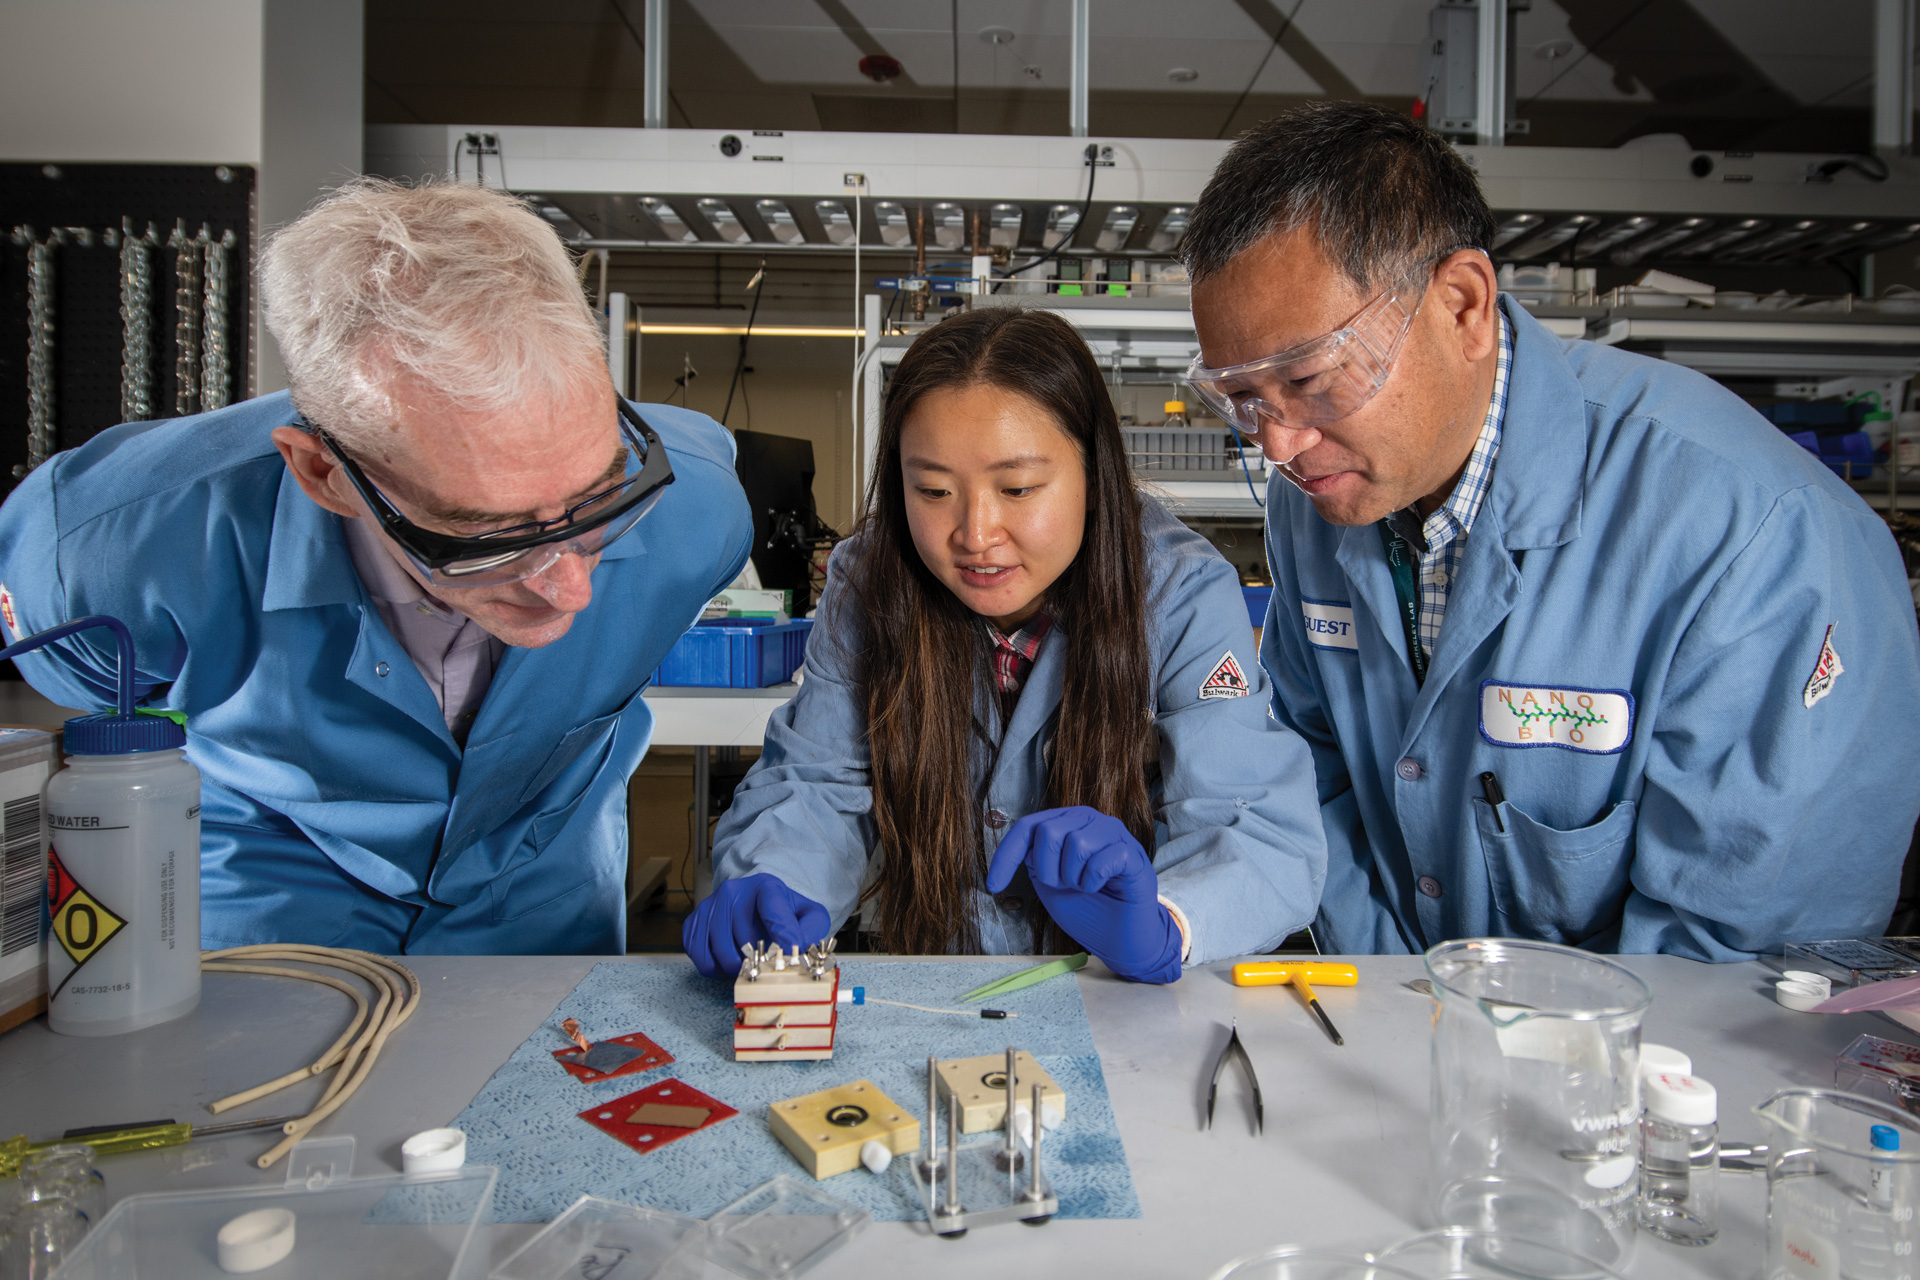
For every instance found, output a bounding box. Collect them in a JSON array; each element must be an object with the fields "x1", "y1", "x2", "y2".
[{"x1": 848, "y1": 306, "x2": 1154, "y2": 954}]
